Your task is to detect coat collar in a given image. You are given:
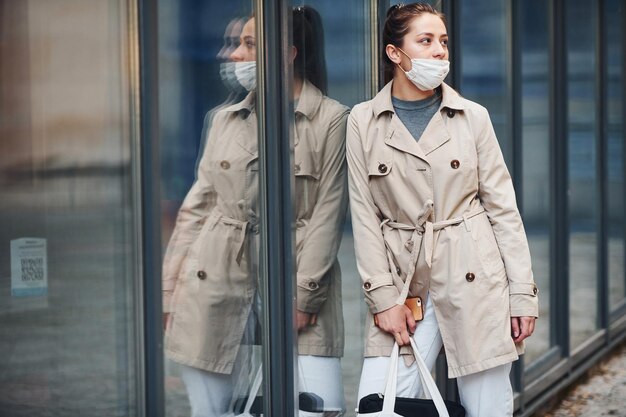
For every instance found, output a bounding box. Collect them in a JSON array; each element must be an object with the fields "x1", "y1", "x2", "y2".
[
  {"x1": 371, "y1": 81, "x2": 466, "y2": 118},
  {"x1": 294, "y1": 80, "x2": 323, "y2": 146},
  {"x1": 223, "y1": 92, "x2": 257, "y2": 156},
  {"x1": 295, "y1": 79, "x2": 323, "y2": 120},
  {"x1": 374, "y1": 81, "x2": 465, "y2": 159},
  {"x1": 221, "y1": 80, "x2": 323, "y2": 153},
  {"x1": 224, "y1": 91, "x2": 256, "y2": 115},
  {"x1": 224, "y1": 80, "x2": 323, "y2": 118}
]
